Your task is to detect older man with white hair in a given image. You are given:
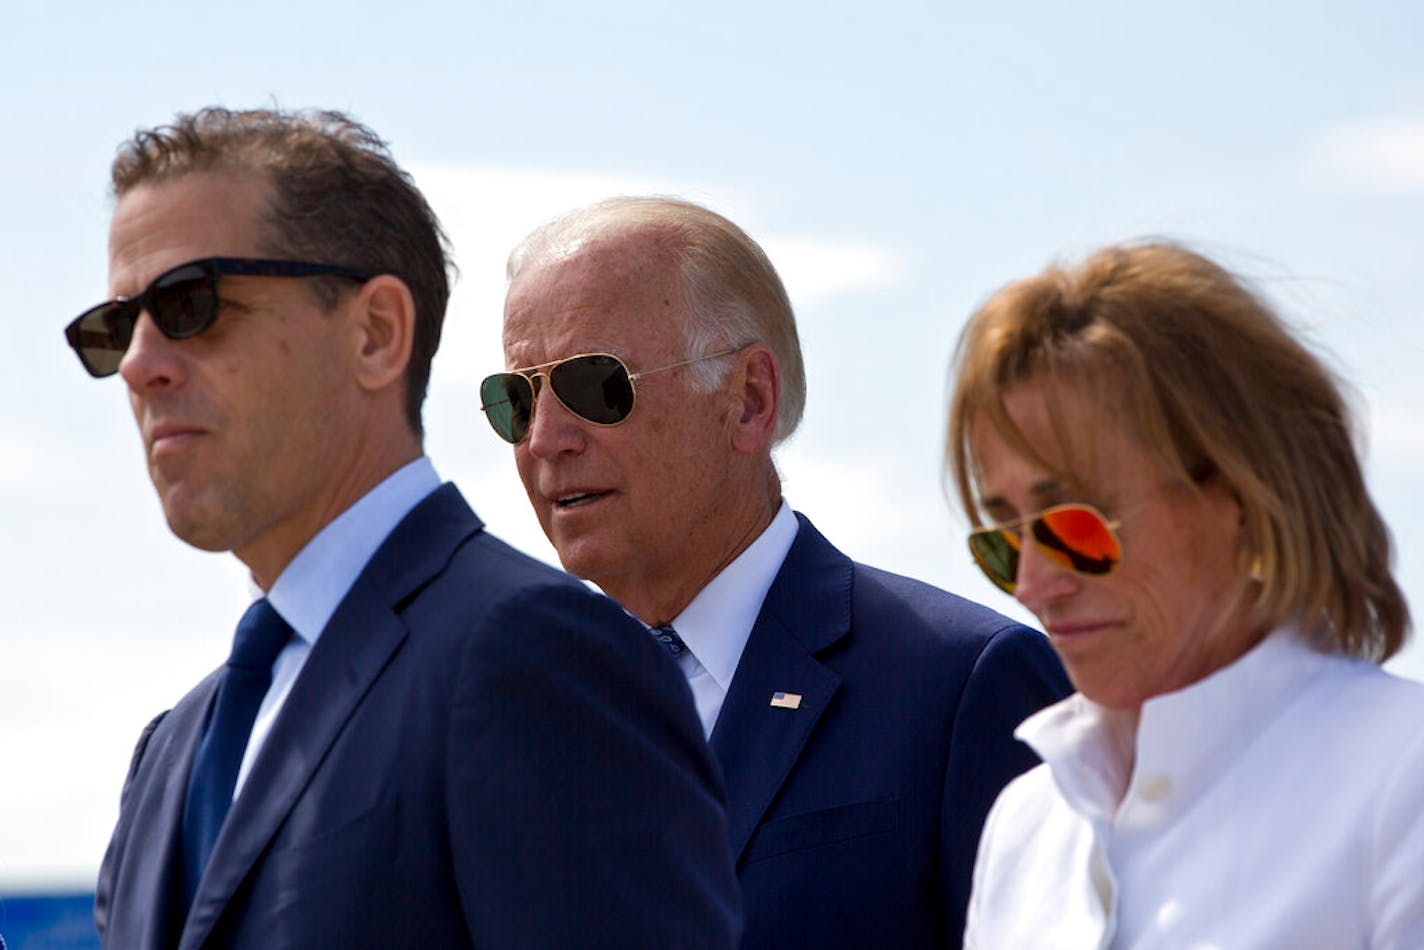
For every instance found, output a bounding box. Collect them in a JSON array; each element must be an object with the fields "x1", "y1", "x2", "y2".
[{"x1": 482, "y1": 196, "x2": 1071, "y2": 948}]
